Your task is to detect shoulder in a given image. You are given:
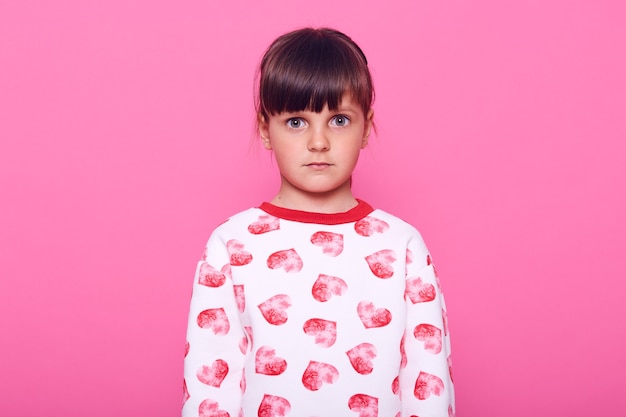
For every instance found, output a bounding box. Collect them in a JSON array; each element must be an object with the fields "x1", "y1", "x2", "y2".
[
  {"x1": 366, "y1": 209, "x2": 430, "y2": 255},
  {"x1": 367, "y1": 209, "x2": 422, "y2": 237},
  {"x1": 206, "y1": 207, "x2": 267, "y2": 238}
]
